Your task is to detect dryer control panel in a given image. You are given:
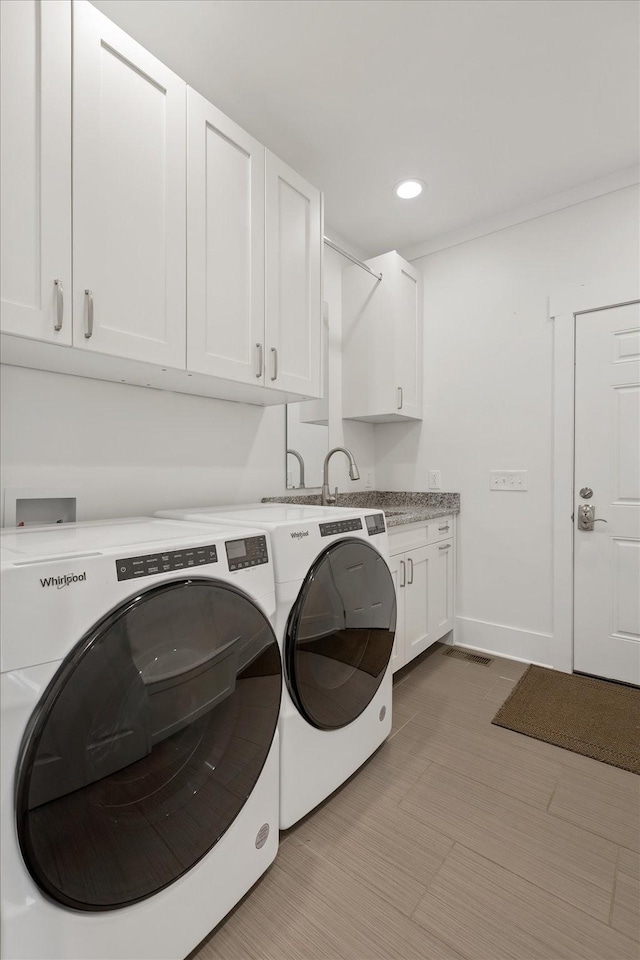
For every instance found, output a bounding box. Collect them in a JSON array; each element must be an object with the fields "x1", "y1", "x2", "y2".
[
  {"x1": 116, "y1": 545, "x2": 218, "y2": 581},
  {"x1": 319, "y1": 517, "x2": 363, "y2": 537},
  {"x1": 225, "y1": 535, "x2": 269, "y2": 571}
]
